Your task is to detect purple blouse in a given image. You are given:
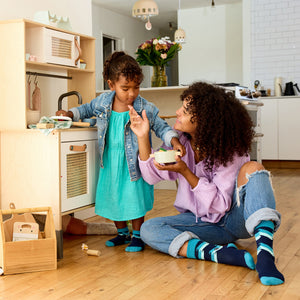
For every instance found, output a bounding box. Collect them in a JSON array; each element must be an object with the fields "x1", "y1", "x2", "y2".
[{"x1": 139, "y1": 132, "x2": 250, "y2": 223}]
